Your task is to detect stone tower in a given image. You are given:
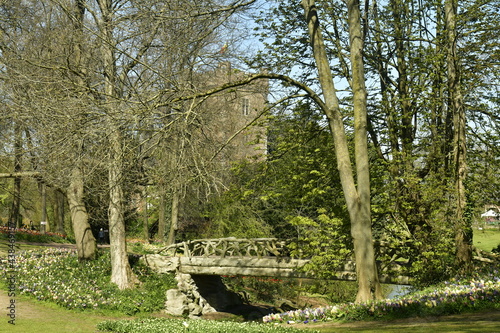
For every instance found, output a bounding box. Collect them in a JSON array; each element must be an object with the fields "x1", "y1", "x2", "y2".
[{"x1": 201, "y1": 62, "x2": 268, "y2": 162}]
